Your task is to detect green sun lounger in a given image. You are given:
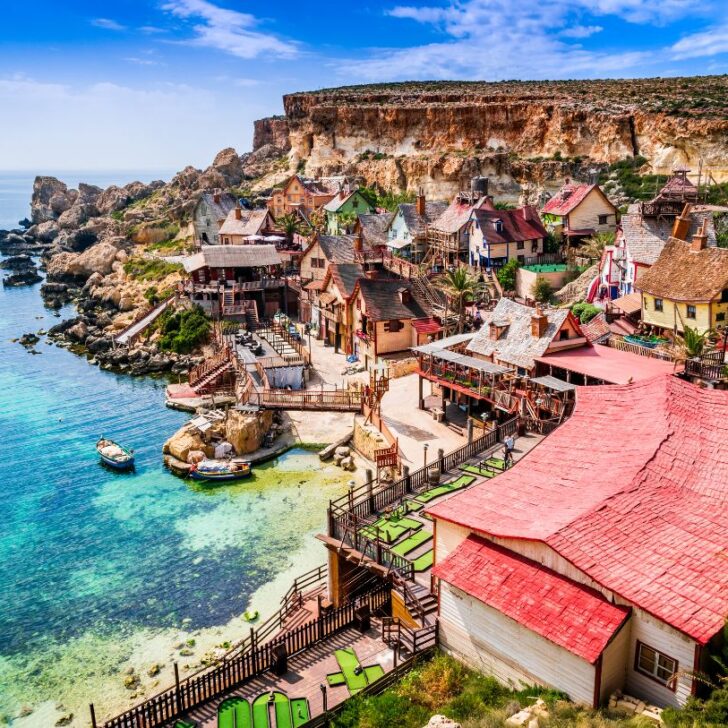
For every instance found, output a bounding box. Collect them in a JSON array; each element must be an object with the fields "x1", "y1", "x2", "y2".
[
  {"x1": 218, "y1": 697, "x2": 251, "y2": 728},
  {"x1": 412, "y1": 550, "x2": 434, "y2": 572},
  {"x1": 291, "y1": 698, "x2": 311, "y2": 728},
  {"x1": 273, "y1": 692, "x2": 292, "y2": 728},
  {"x1": 391, "y1": 529, "x2": 433, "y2": 557},
  {"x1": 252, "y1": 694, "x2": 271, "y2": 728}
]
